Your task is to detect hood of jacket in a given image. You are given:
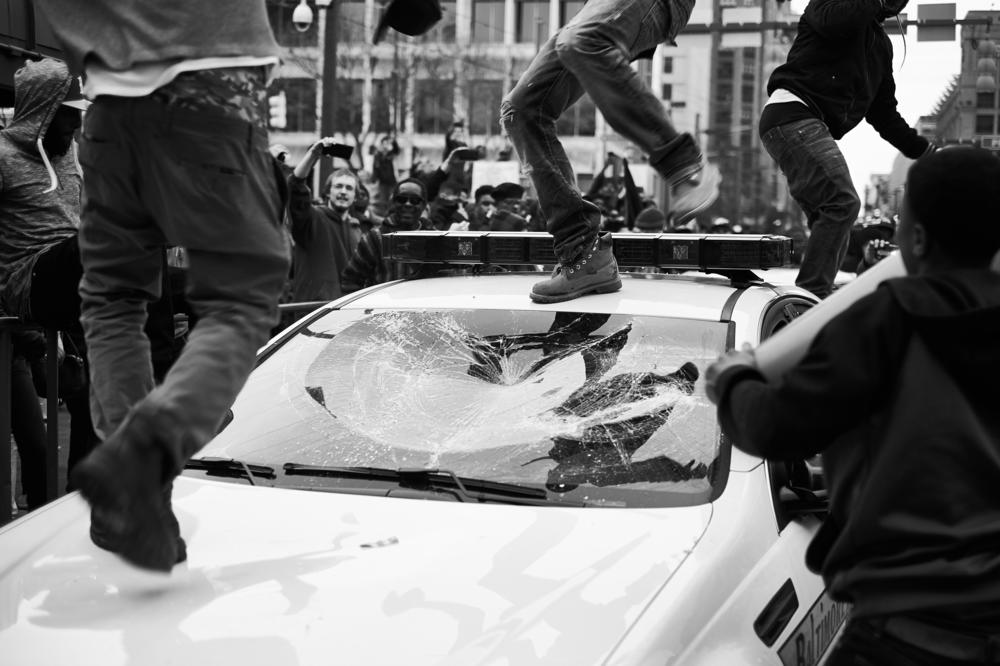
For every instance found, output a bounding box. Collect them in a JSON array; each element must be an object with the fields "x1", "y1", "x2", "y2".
[
  {"x1": 877, "y1": 0, "x2": 908, "y2": 22},
  {"x1": 884, "y1": 269, "x2": 1000, "y2": 401},
  {"x1": 5, "y1": 58, "x2": 74, "y2": 150}
]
